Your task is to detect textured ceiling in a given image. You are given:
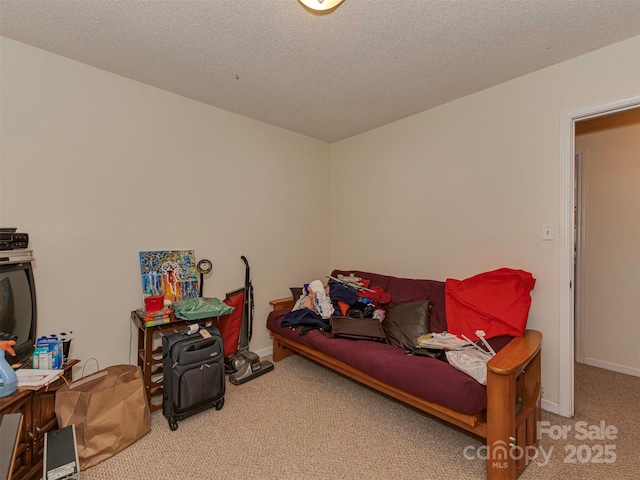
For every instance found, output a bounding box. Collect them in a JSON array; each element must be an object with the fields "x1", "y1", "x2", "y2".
[{"x1": 2, "y1": 0, "x2": 640, "y2": 143}]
